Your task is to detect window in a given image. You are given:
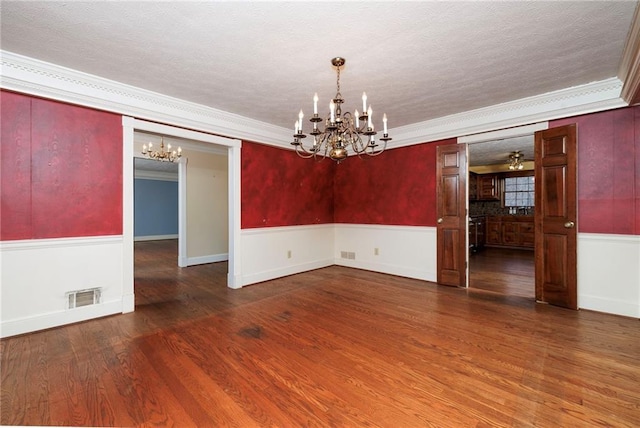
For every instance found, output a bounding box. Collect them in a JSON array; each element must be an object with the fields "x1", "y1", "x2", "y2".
[{"x1": 504, "y1": 176, "x2": 534, "y2": 207}]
